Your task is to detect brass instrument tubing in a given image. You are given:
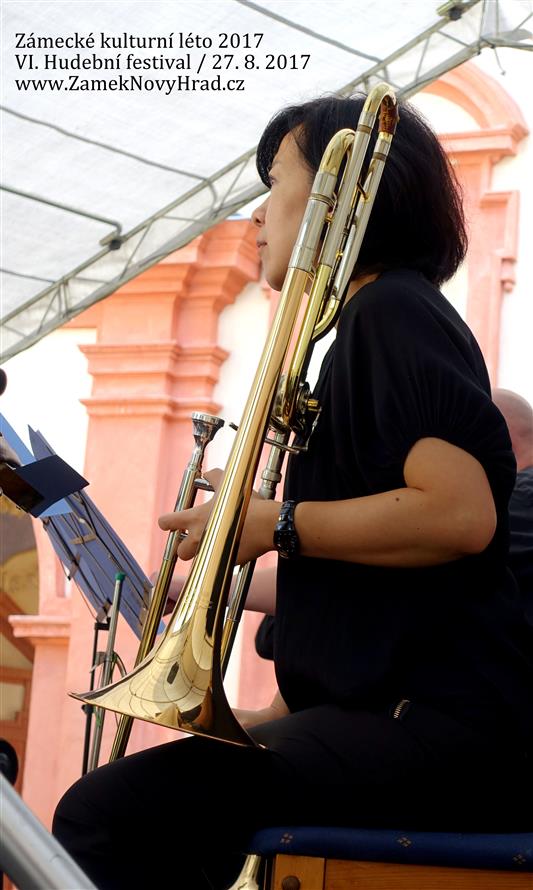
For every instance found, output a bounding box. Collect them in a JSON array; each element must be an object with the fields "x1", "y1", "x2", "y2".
[
  {"x1": 109, "y1": 413, "x2": 224, "y2": 760},
  {"x1": 72, "y1": 85, "x2": 398, "y2": 750},
  {"x1": 220, "y1": 431, "x2": 288, "y2": 675}
]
